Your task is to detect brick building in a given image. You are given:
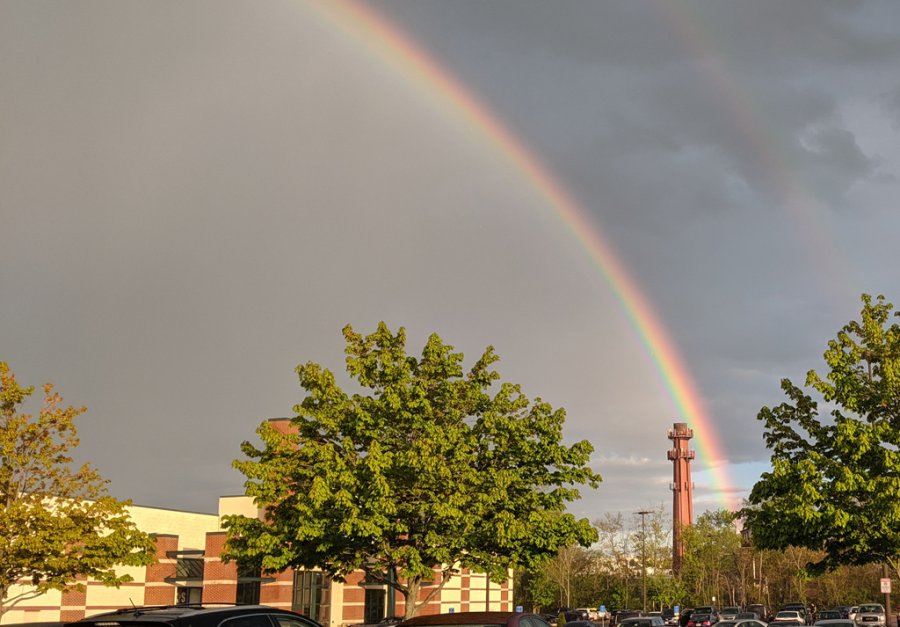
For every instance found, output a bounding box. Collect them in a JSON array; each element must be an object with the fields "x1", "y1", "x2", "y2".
[{"x1": 1, "y1": 496, "x2": 512, "y2": 626}]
